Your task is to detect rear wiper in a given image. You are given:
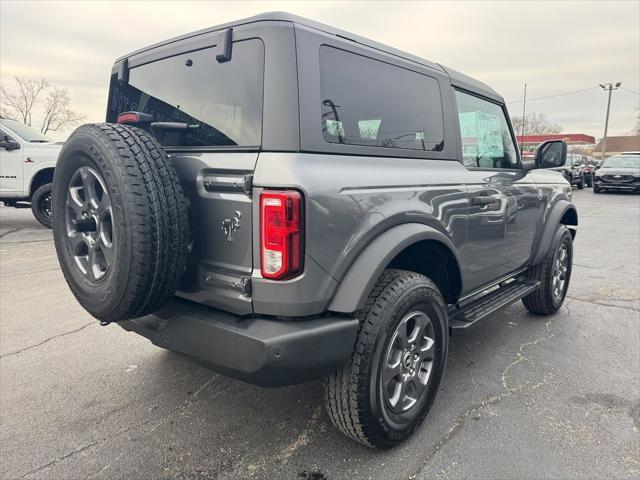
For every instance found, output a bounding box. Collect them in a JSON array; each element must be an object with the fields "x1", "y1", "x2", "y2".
[{"x1": 30, "y1": 140, "x2": 50, "y2": 143}]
